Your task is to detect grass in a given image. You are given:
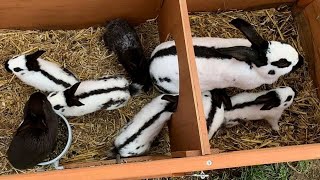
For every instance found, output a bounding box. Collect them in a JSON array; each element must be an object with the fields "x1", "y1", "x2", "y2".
[
  {"x1": 167, "y1": 161, "x2": 315, "y2": 180},
  {"x1": 205, "y1": 161, "x2": 314, "y2": 180}
]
